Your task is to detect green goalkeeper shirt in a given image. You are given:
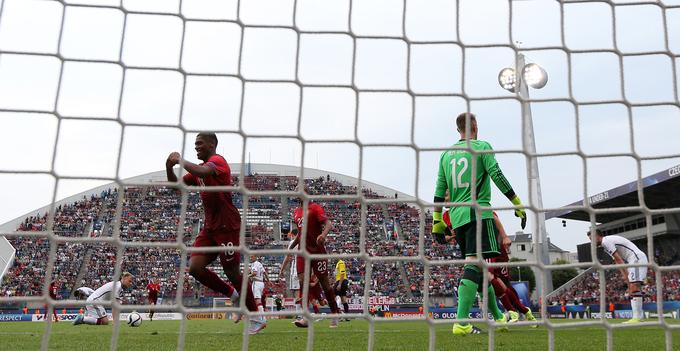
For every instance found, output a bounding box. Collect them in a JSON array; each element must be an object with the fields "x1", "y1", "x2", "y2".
[{"x1": 434, "y1": 139, "x2": 516, "y2": 229}]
